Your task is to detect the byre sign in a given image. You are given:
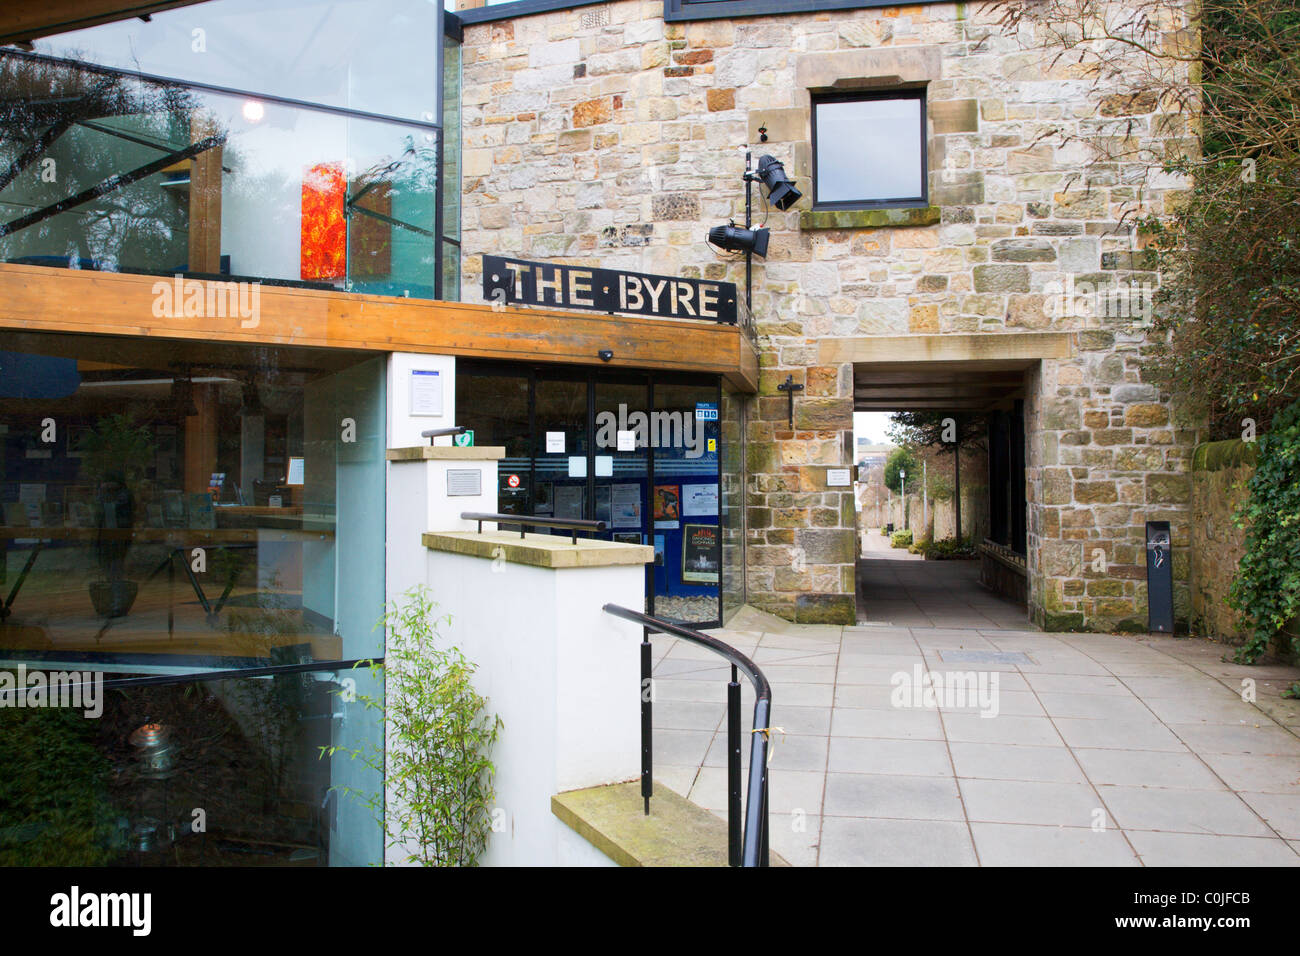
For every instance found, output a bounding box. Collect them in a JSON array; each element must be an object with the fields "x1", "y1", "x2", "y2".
[{"x1": 482, "y1": 255, "x2": 737, "y2": 324}]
